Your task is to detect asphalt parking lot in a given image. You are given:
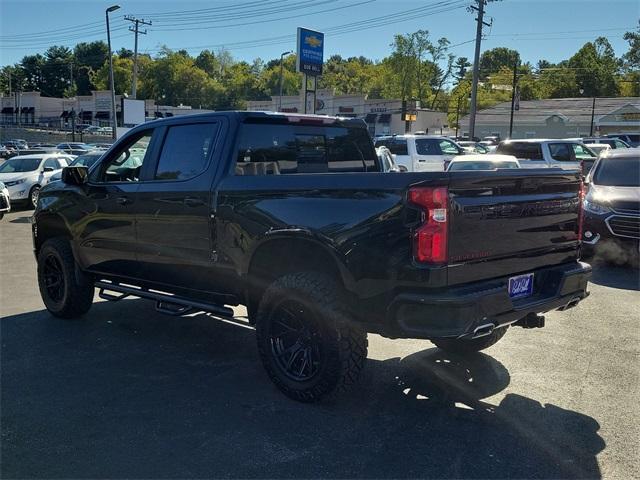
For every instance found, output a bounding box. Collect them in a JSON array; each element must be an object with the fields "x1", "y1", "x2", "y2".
[{"x1": 1, "y1": 207, "x2": 639, "y2": 479}]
